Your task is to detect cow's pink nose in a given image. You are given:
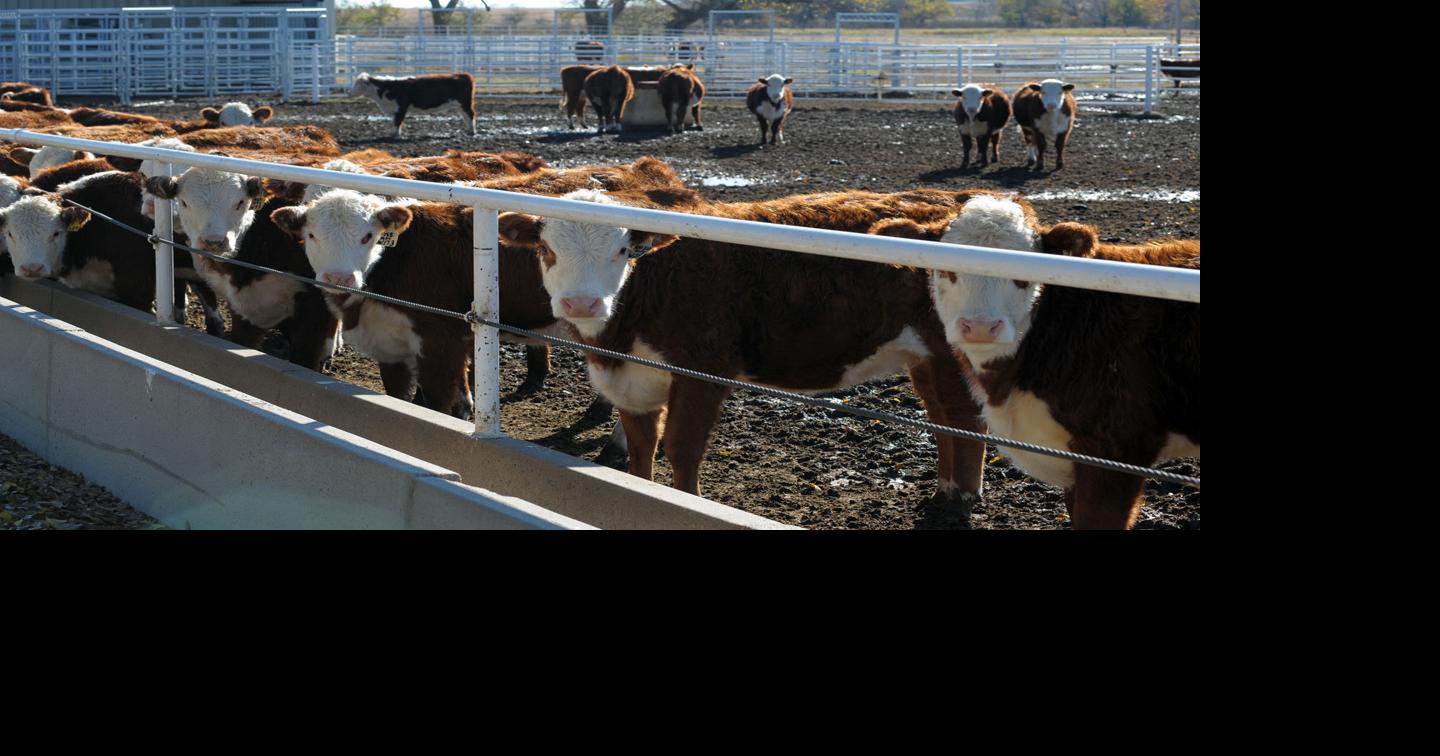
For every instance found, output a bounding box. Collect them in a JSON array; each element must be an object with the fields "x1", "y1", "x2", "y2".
[
  {"x1": 958, "y1": 318, "x2": 1005, "y2": 343},
  {"x1": 320, "y1": 272, "x2": 359, "y2": 289},
  {"x1": 18, "y1": 263, "x2": 44, "y2": 277},
  {"x1": 560, "y1": 297, "x2": 602, "y2": 318}
]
